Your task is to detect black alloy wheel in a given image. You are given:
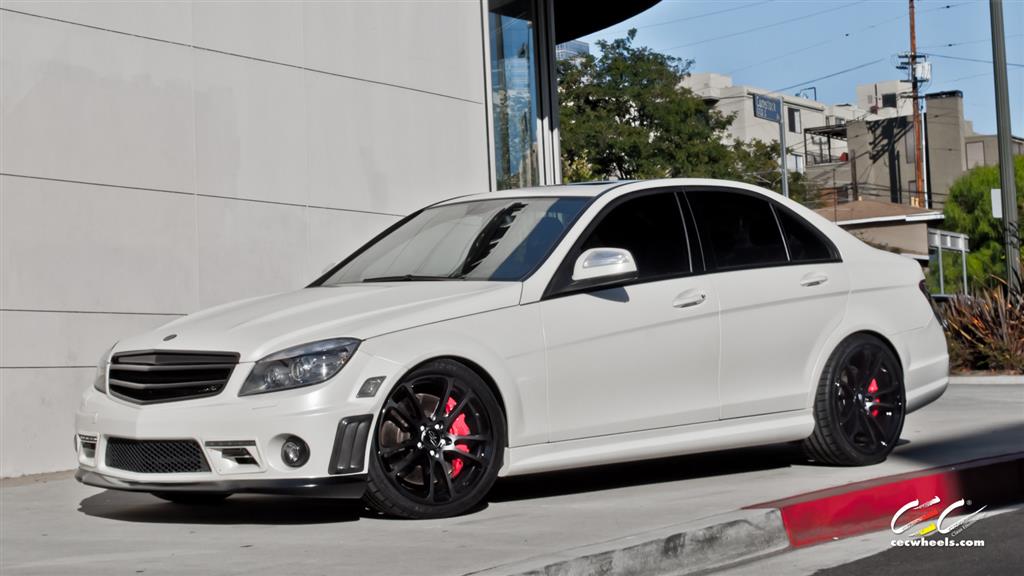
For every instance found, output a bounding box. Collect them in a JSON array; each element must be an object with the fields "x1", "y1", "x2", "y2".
[
  {"x1": 803, "y1": 334, "x2": 906, "y2": 466},
  {"x1": 364, "y1": 359, "x2": 504, "y2": 519}
]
